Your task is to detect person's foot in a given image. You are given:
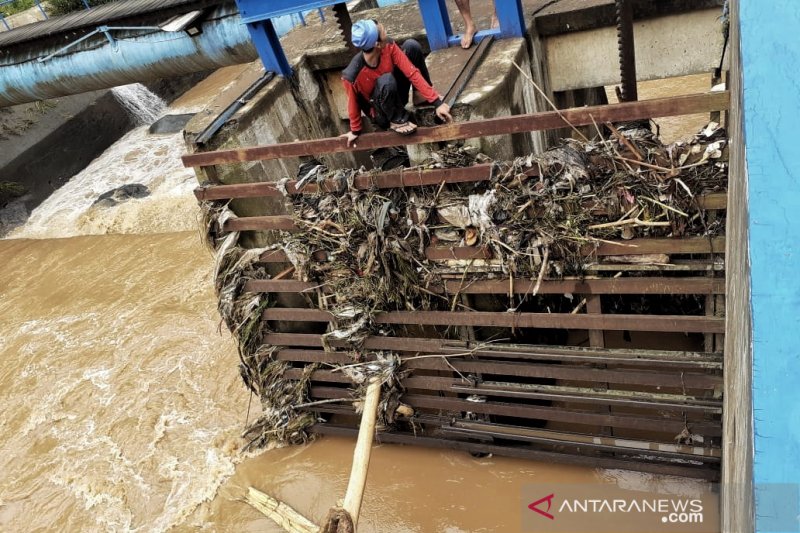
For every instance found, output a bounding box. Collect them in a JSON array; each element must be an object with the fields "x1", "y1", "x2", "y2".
[
  {"x1": 491, "y1": 14, "x2": 499, "y2": 29},
  {"x1": 461, "y1": 23, "x2": 476, "y2": 48},
  {"x1": 389, "y1": 121, "x2": 417, "y2": 135}
]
